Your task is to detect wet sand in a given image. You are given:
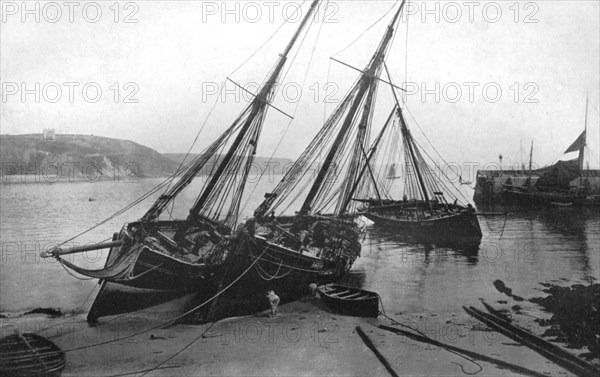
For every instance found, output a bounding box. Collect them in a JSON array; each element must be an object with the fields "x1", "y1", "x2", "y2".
[{"x1": 1, "y1": 297, "x2": 584, "y2": 376}]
